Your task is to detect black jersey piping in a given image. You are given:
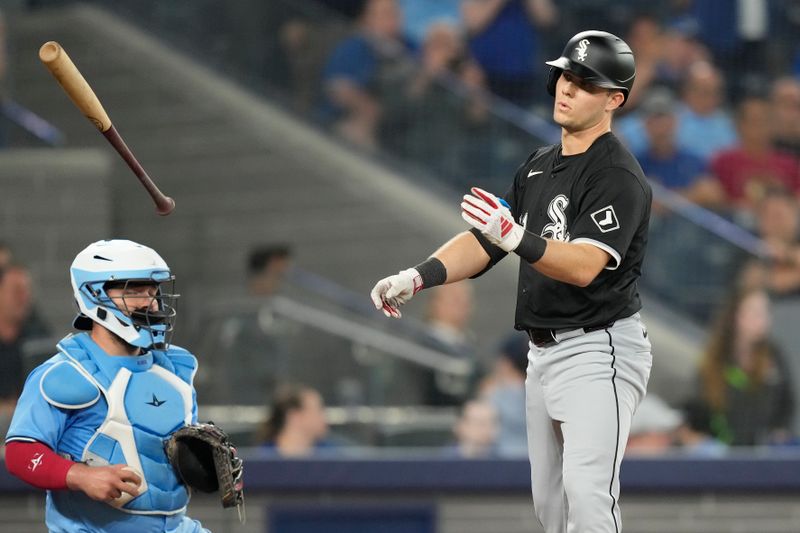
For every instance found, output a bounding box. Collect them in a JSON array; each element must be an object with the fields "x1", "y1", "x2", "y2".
[{"x1": 606, "y1": 328, "x2": 621, "y2": 533}]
